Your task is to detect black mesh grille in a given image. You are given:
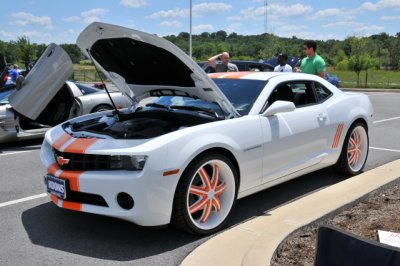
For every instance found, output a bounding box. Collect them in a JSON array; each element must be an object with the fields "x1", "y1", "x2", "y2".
[
  {"x1": 54, "y1": 150, "x2": 111, "y2": 171},
  {"x1": 67, "y1": 191, "x2": 108, "y2": 207}
]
